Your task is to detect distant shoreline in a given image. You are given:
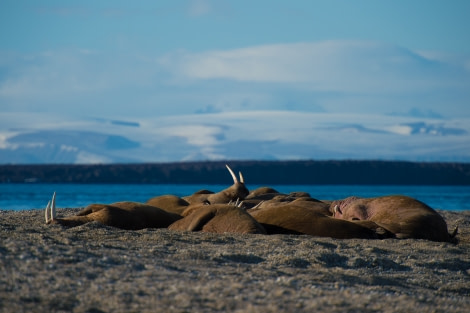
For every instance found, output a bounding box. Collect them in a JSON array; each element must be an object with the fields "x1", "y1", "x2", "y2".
[{"x1": 1, "y1": 160, "x2": 469, "y2": 185}]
